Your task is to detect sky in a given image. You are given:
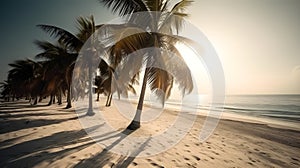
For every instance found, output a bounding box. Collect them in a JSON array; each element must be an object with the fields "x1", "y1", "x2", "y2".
[{"x1": 0, "y1": 0, "x2": 299, "y2": 95}]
